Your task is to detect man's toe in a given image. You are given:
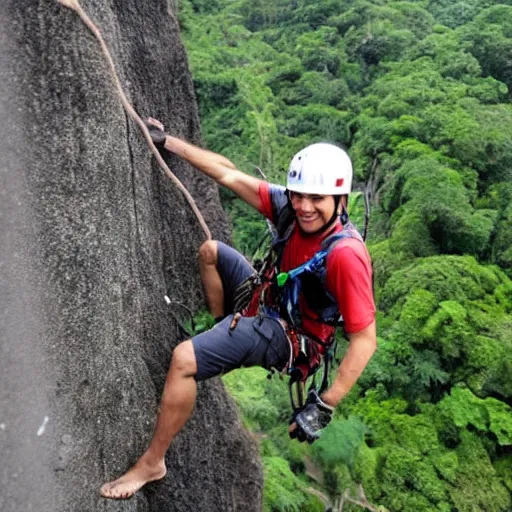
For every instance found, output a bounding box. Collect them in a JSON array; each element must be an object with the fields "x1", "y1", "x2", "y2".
[{"x1": 100, "y1": 482, "x2": 117, "y2": 497}]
